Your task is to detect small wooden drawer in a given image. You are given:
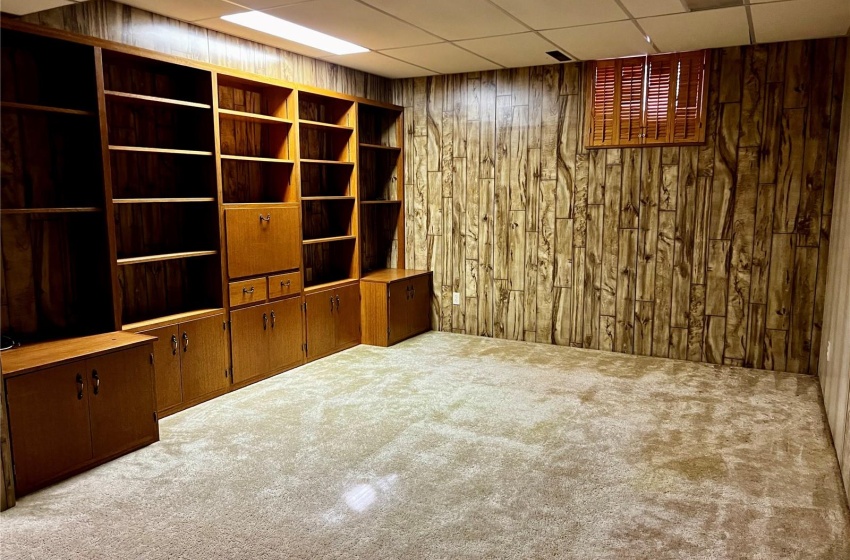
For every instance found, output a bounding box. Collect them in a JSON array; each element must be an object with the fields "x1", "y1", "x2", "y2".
[
  {"x1": 229, "y1": 278, "x2": 268, "y2": 308},
  {"x1": 268, "y1": 271, "x2": 301, "y2": 300}
]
